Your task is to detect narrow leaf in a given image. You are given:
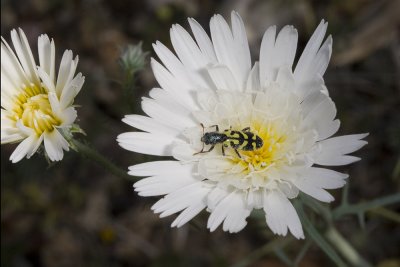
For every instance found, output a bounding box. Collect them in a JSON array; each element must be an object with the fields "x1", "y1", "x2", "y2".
[{"x1": 294, "y1": 200, "x2": 347, "y2": 267}]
